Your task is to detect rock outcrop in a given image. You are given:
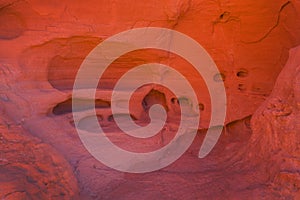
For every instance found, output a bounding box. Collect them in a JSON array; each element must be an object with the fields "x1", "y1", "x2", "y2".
[
  {"x1": 0, "y1": 113, "x2": 79, "y2": 199},
  {"x1": 0, "y1": 0, "x2": 300, "y2": 199}
]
